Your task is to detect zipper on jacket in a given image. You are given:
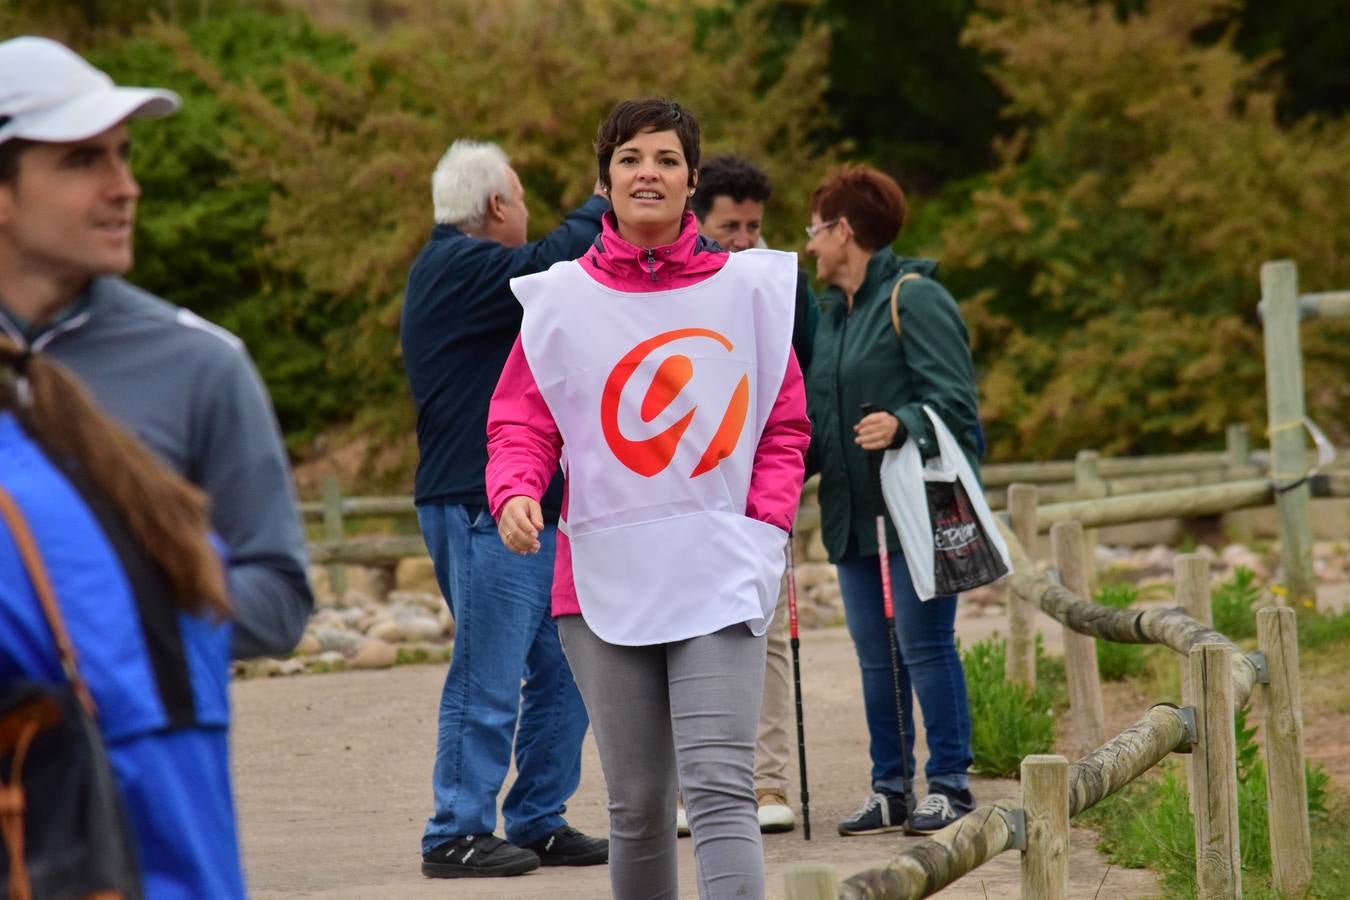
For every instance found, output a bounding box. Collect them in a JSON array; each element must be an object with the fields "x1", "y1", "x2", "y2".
[{"x1": 645, "y1": 248, "x2": 658, "y2": 282}]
